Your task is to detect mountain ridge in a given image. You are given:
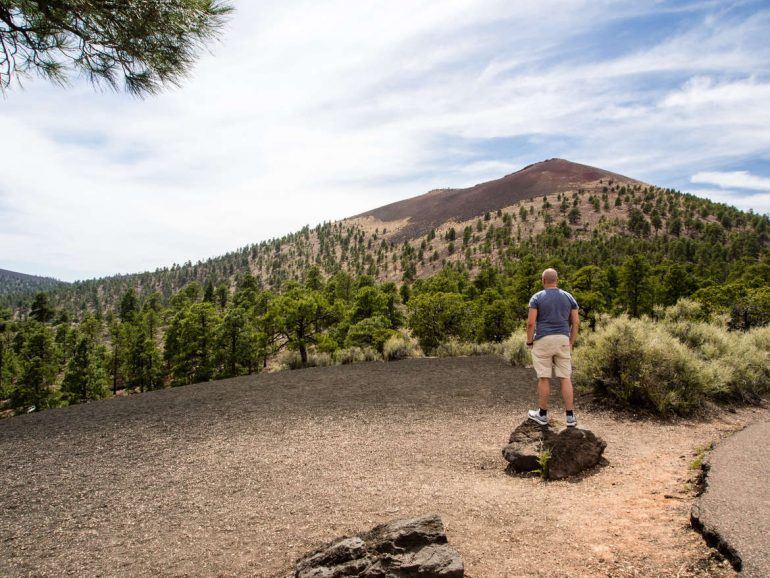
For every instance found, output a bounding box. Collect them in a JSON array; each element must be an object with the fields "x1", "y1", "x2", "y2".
[
  {"x1": 2, "y1": 158, "x2": 767, "y2": 315},
  {"x1": 350, "y1": 158, "x2": 646, "y2": 240},
  {"x1": 0, "y1": 268, "x2": 67, "y2": 297}
]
